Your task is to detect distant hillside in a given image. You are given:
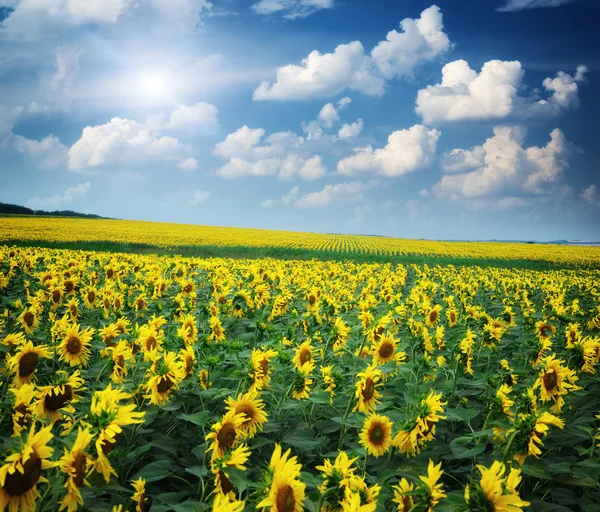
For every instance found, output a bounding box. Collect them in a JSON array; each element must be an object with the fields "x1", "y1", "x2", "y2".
[{"x1": 0, "y1": 202, "x2": 111, "y2": 219}]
